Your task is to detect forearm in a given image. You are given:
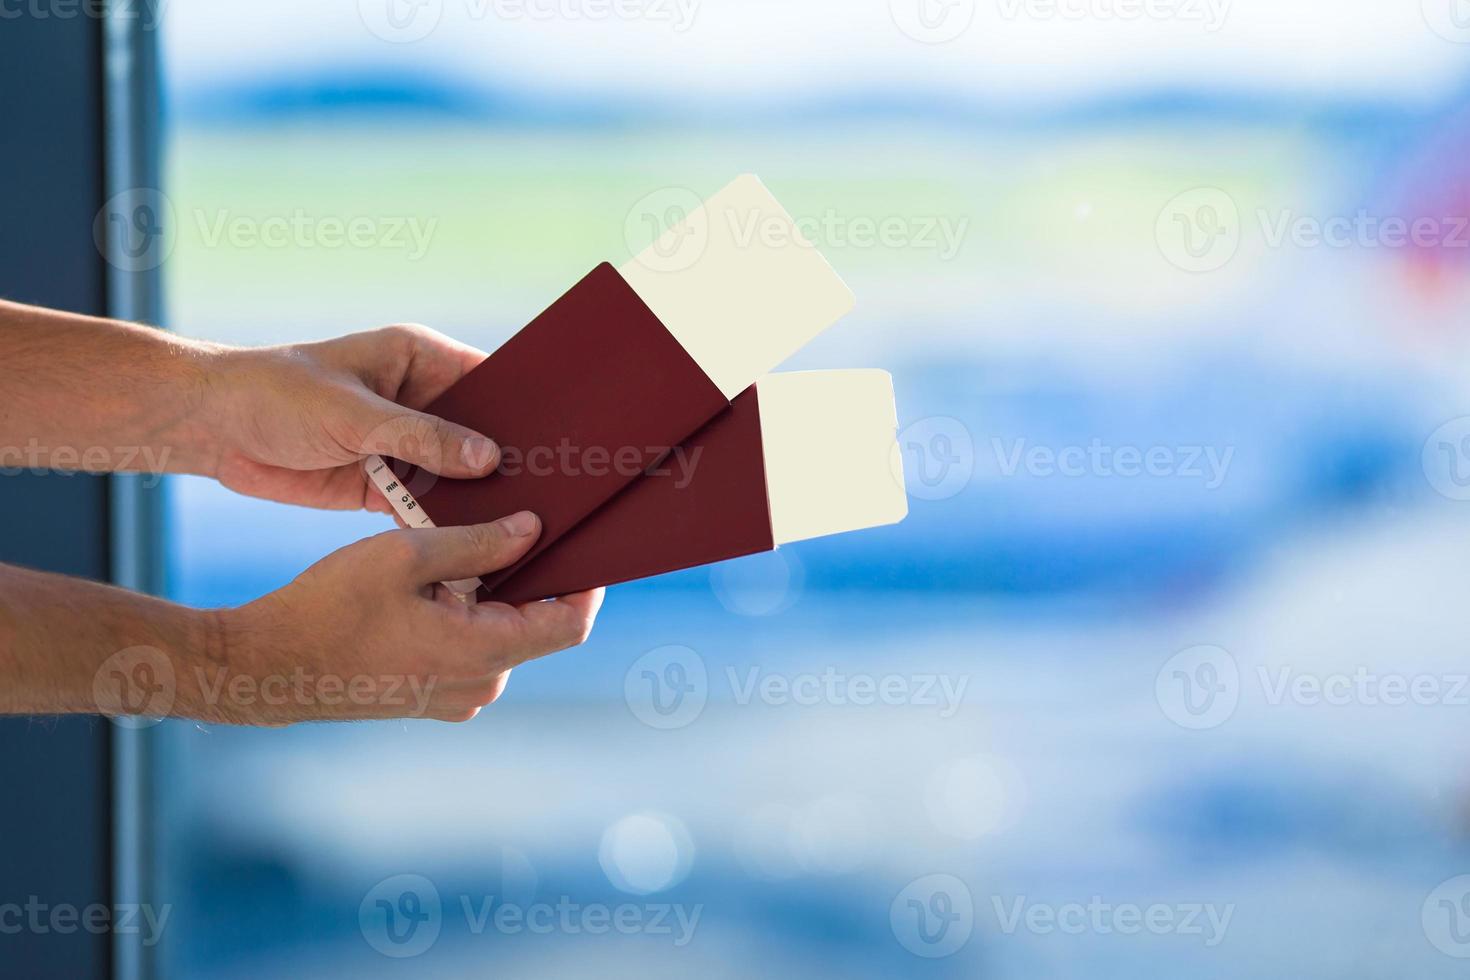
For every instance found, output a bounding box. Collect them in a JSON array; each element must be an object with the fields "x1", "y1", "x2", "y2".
[
  {"x1": 0, "y1": 561, "x2": 221, "y2": 718},
  {"x1": 0, "y1": 299, "x2": 229, "y2": 477}
]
